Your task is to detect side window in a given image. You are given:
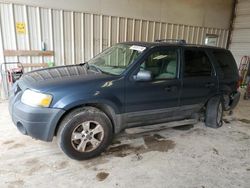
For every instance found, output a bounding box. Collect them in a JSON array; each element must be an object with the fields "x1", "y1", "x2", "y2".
[
  {"x1": 212, "y1": 50, "x2": 238, "y2": 79},
  {"x1": 184, "y1": 50, "x2": 213, "y2": 77},
  {"x1": 140, "y1": 49, "x2": 178, "y2": 80}
]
